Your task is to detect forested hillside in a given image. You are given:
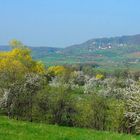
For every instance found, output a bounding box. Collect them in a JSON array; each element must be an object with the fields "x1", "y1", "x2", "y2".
[{"x1": 1, "y1": 40, "x2": 140, "y2": 135}]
